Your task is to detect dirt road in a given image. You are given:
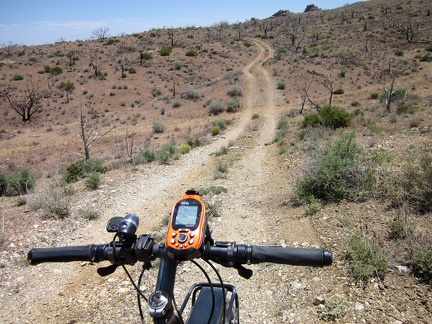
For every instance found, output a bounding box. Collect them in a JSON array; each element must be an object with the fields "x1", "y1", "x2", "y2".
[{"x1": 2, "y1": 40, "x2": 331, "y2": 323}]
